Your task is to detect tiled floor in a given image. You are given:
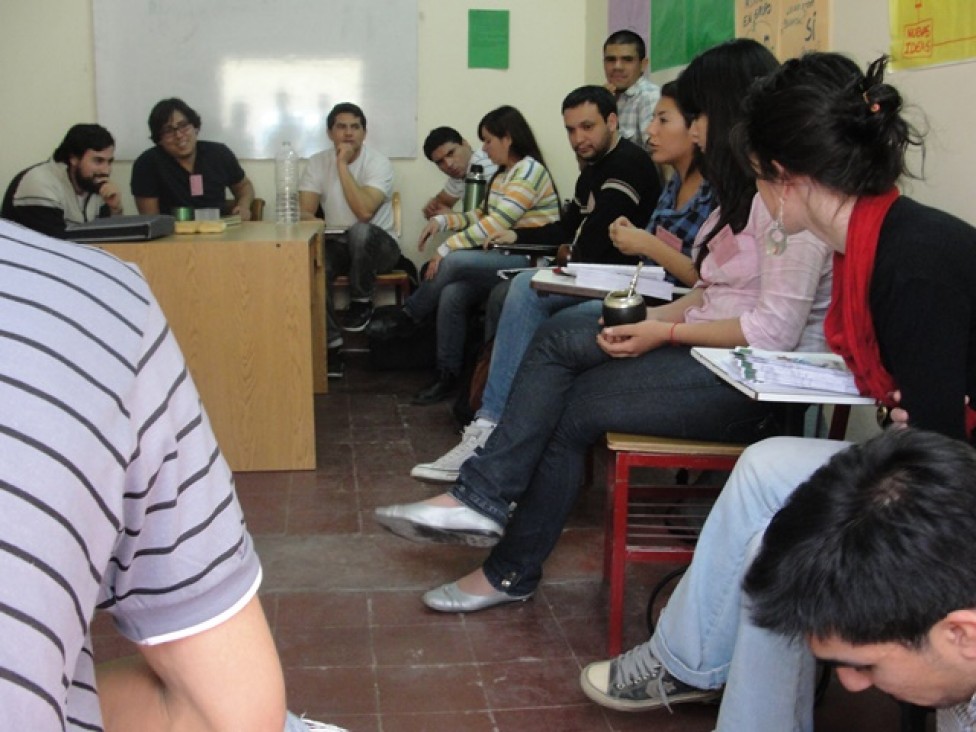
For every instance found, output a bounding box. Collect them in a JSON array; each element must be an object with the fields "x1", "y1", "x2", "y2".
[{"x1": 95, "y1": 353, "x2": 924, "y2": 731}]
